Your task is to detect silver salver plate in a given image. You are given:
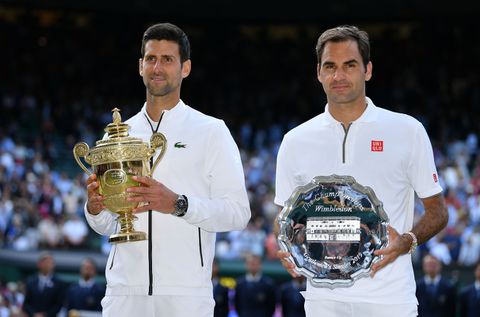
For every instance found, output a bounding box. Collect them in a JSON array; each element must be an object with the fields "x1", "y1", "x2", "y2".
[{"x1": 277, "y1": 175, "x2": 389, "y2": 288}]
